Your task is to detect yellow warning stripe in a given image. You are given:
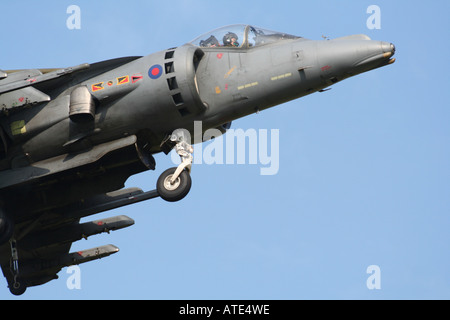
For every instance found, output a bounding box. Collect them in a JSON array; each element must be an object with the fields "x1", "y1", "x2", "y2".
[
  {"x1": 238, "y1": 82, "x2": 258, "y2": 90},
  {"x1": 224, "y1": 66, "x2": 237, "y2": 79},
  {"x1": 271, "y1": 73, "x2": 293, "y2": 81}
]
